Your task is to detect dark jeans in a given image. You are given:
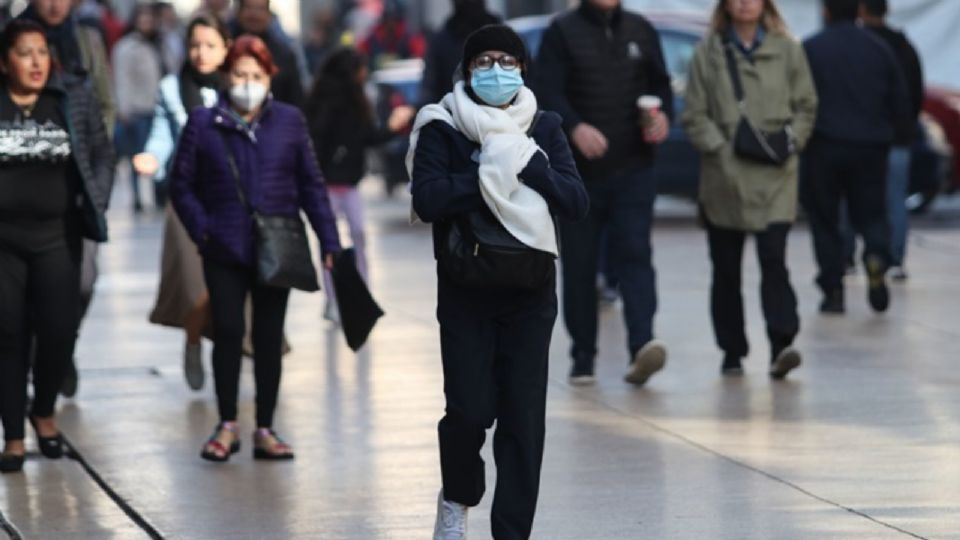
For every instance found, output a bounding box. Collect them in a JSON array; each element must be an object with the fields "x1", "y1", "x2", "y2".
[
  {"x1": 203, "y1": 258, "x2": 290, "y2": 428},
  {"x1": 705, "y1": 219, "x2": 799, "y2": 359},
  {"x1": 0, "y1": 219, "x2": 81, "y2": 441},
  {"x1": 559, "y1": 166, "x2": 657, "y2": 363},
  {"x1": 800, "y1": 137, "x2": 891, "y2": 294},
  {"x1": 437, "y1": 271, "x2": 557, "y2": 540}
]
